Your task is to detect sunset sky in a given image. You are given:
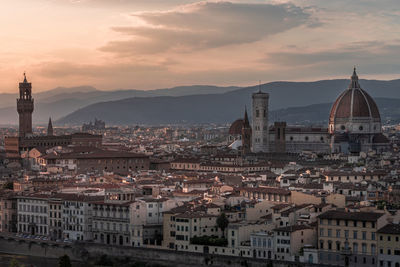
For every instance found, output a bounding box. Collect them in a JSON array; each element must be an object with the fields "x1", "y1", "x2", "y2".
[{"x1": 1, "y1": 0, "x2": 400, "y2": 92}]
